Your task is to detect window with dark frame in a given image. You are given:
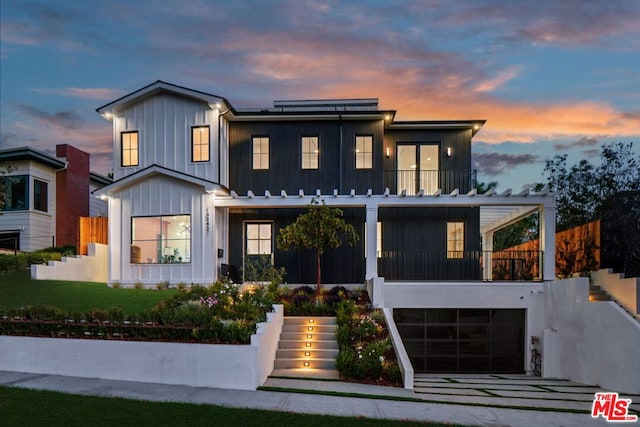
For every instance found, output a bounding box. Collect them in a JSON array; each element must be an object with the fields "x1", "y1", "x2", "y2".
[
  {"x1": 301, "y1": 136, "x2": 319, "y2": 169},
  {"x1": 192, "y1": 126, "x2": 210, "y2": 162},
  {"x1": 121, "y1": 131, "x2": 139, "y2": 167},
  {"x1": 252, "y1": 136, "x2": 269, "y2": 170},
  {"x1": 33, "y1": 179, "x2": 48, "y2": 212},
  {"x1": 1, "y1": 175, "x2": 28, "y2": 211},
  {"x1": 355, "y1": 135, "x2": 373, "y2": 169}
]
